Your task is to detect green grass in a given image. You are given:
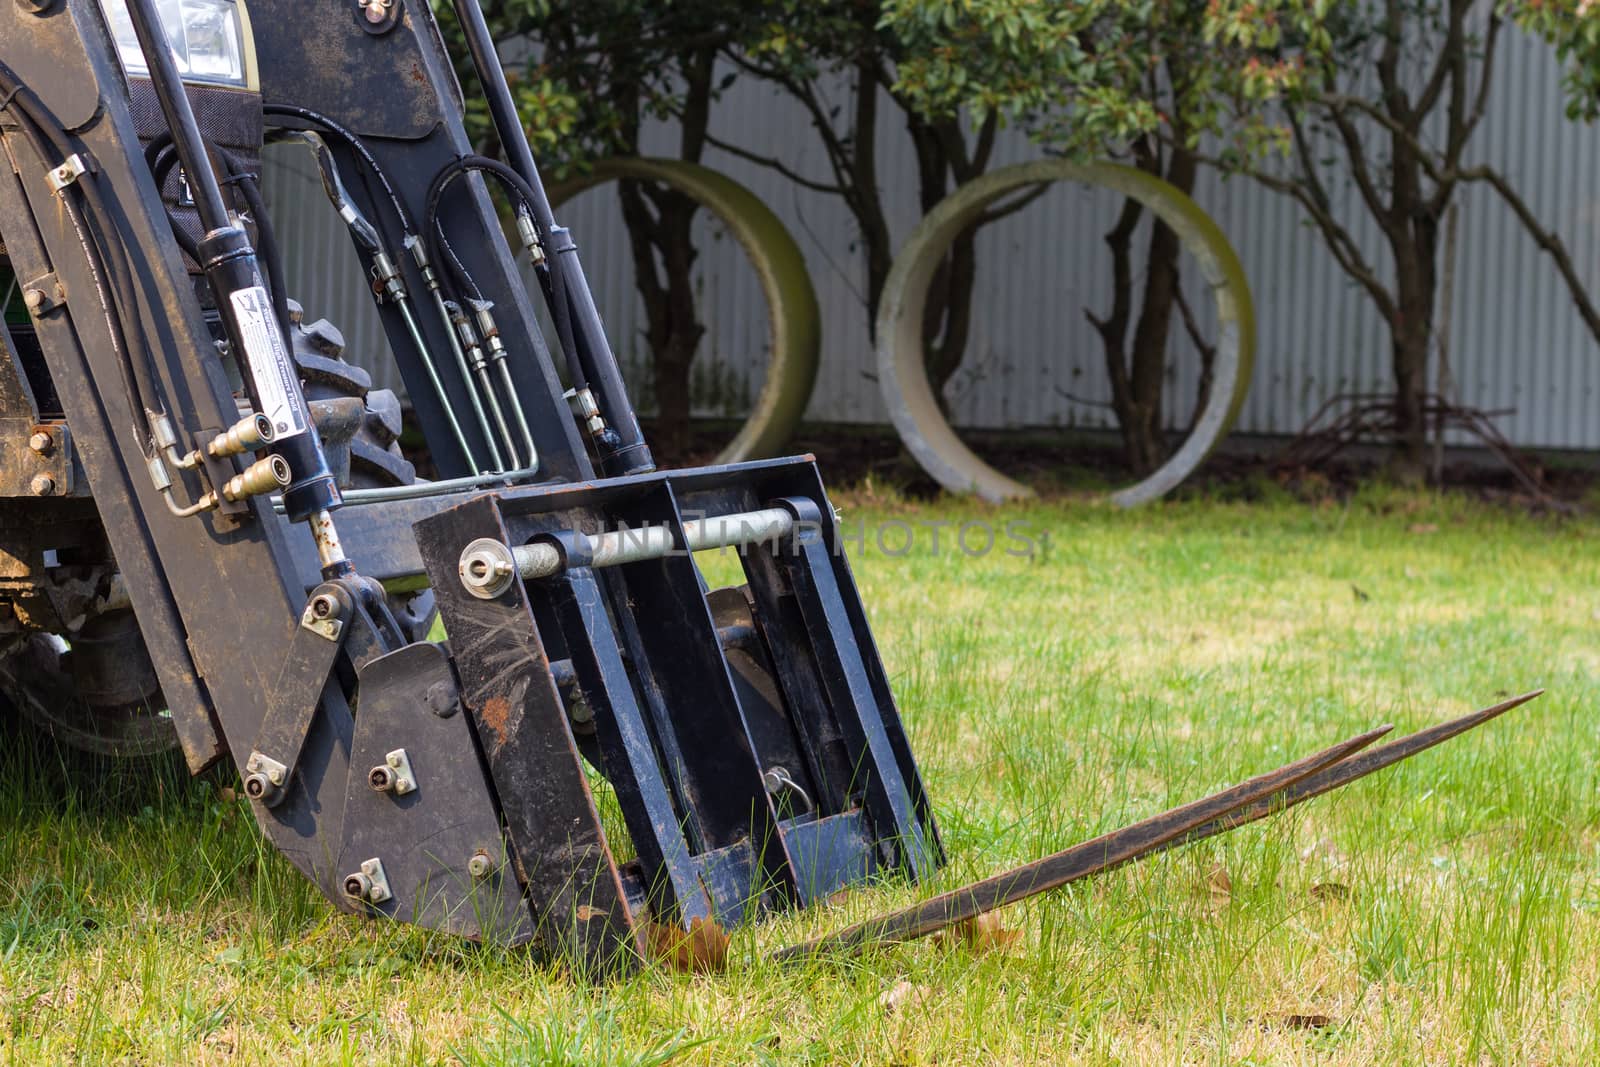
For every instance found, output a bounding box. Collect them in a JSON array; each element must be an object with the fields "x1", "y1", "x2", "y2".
[{"x1": 4, "y1": 483, "x2": 1600, "y2": 1064}]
